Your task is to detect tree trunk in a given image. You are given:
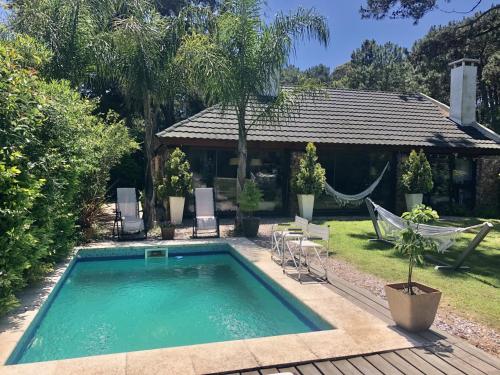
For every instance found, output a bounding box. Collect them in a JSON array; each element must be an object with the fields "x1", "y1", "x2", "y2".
[
  {"x1": 143, "y1": 91, "x2": 156, "y2": 230},
  {"x1": 235, "y1": 110, "x2": 247, "y2": 232}
]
